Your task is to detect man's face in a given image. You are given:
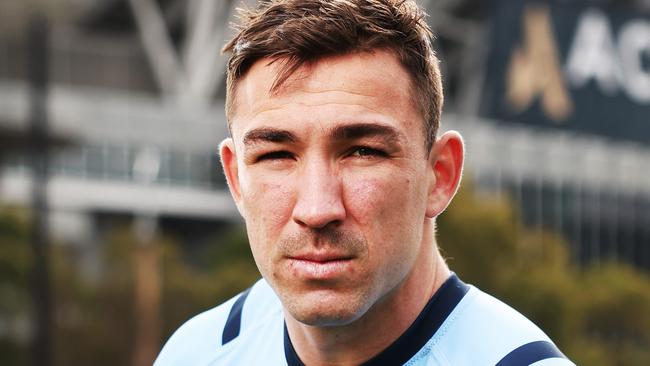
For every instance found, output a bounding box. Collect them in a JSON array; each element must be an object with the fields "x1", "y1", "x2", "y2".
[{"x1": 221, "y1": 50, "x2": 438, "y2": 326}]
